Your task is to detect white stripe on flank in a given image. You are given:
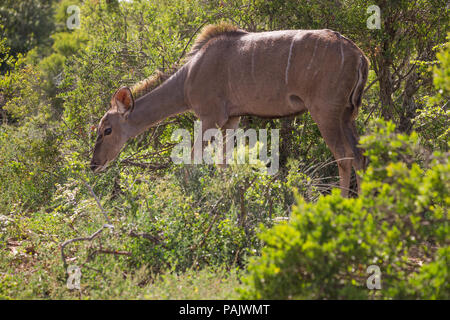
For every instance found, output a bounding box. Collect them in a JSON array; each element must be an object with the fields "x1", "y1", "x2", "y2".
[
  {"x1": 307, "y1": 38, "x2": 319, "y2": 70},
  {"x1": 285, "y1": 35, "x2": 297, "y2": 84},
  {"x1": 227, "y1": 66, "x2": 235, "y2": 102},
  {"x1": 251, "y1": 43, "x2": 256, "y2": 83},
  {"x1": 313, "y1": 41, "x2": 329, "y2": 78}
]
